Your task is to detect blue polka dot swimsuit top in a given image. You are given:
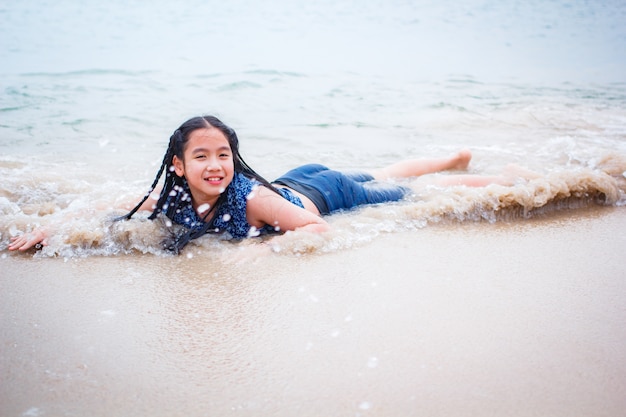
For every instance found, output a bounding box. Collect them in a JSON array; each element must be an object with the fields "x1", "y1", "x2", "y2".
[{"x1": 164, "y1": 172, "x2": 304, "y2": 239}]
